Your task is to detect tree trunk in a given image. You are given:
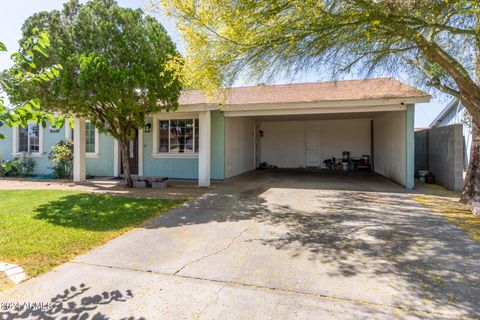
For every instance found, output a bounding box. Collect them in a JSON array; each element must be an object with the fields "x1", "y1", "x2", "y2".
[
  {"x1": 120, "y1": 139, "x2": 133, "y2": 188},
  {"x1": 461, "y1": 122, "x2": 480, "y2": 204},
  {"x1": 461, "y1": 16, "x2": 480, "y2": 206}
]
